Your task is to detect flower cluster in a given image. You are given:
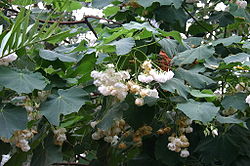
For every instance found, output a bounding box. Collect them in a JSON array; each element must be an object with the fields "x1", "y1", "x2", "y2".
[
  {"x1": 0, "y1": 53, "x2": 18, "y2": 66},
  {"x1": 132, "y1": 126, "x2": 153, "y2": 146},
  {"x1": 236, "y1": 0, "x2": 248, "y2": 9},
  {"x1": 91, "y1": 119, "x2": 126, "y2": 146},
  {"x1": 8, "y1": 130, "x2": 36, "y2": 152},
  {"x1": 53, "y1": 128, "x2": 67, "y2": 146},
  {"x1": 246, "y1": 95, "x2": 250, "y2": 106},
  {"x1": 91, "y1": 64, "x2": 130, "y2": 101},
  {"x1": 168, "y1": 135, "x2": 190, "y2": 158},
  {"x1": 138, "y1": 60, "x2": 174, "y2": 83},
  {"x1": 127, "y1": 81, "x2": 159, "y2": 106},
  {"x1": 178, "y1": 118, "x2": 193, "y2": 134},
  {"x1": 156, "y1": 127, "x2": 171, "y2": 135}
]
